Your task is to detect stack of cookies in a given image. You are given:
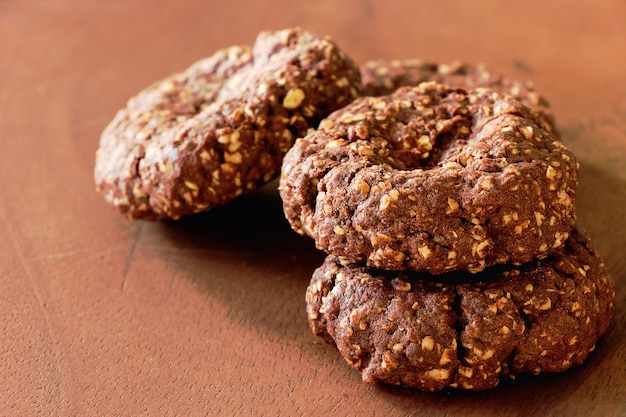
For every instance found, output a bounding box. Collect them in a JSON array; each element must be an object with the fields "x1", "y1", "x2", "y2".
[
  {"x1": 94, "y1": 28, "x2": 615, "y2": 391},
  {"x1": 280, "y1": 59, "x2": 616, "y2": 390}
]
